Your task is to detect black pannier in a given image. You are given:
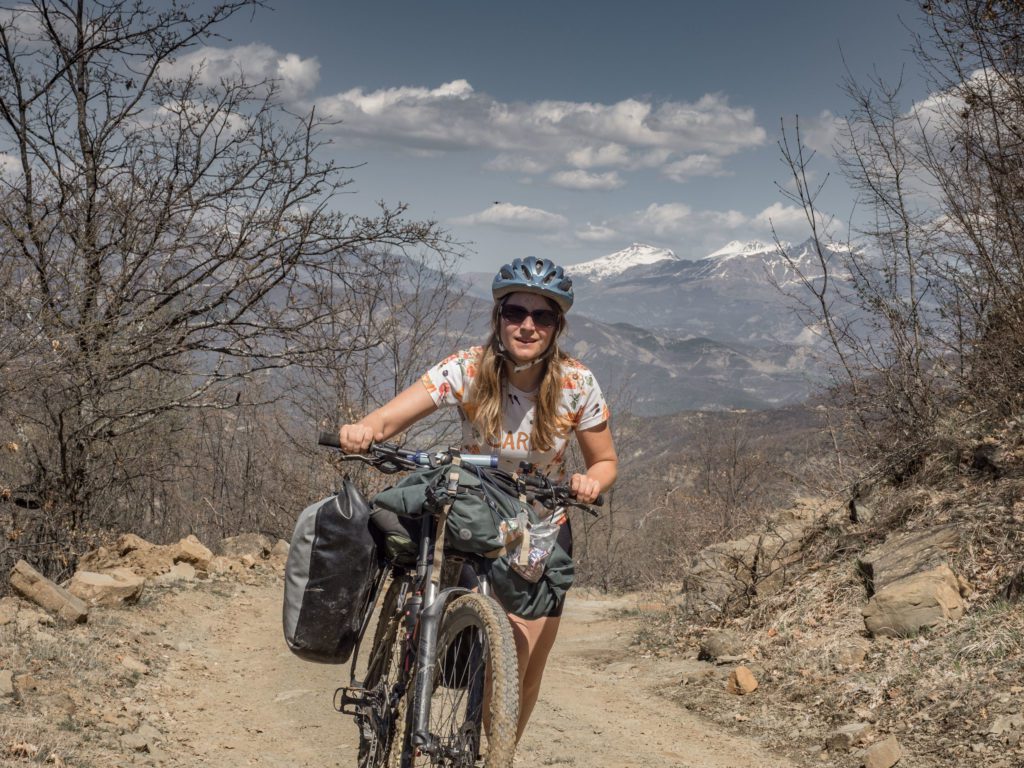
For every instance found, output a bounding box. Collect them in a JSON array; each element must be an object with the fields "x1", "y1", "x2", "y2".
[{"x1": 282, "y1": 479, "x2": 383, "y2": 663}]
